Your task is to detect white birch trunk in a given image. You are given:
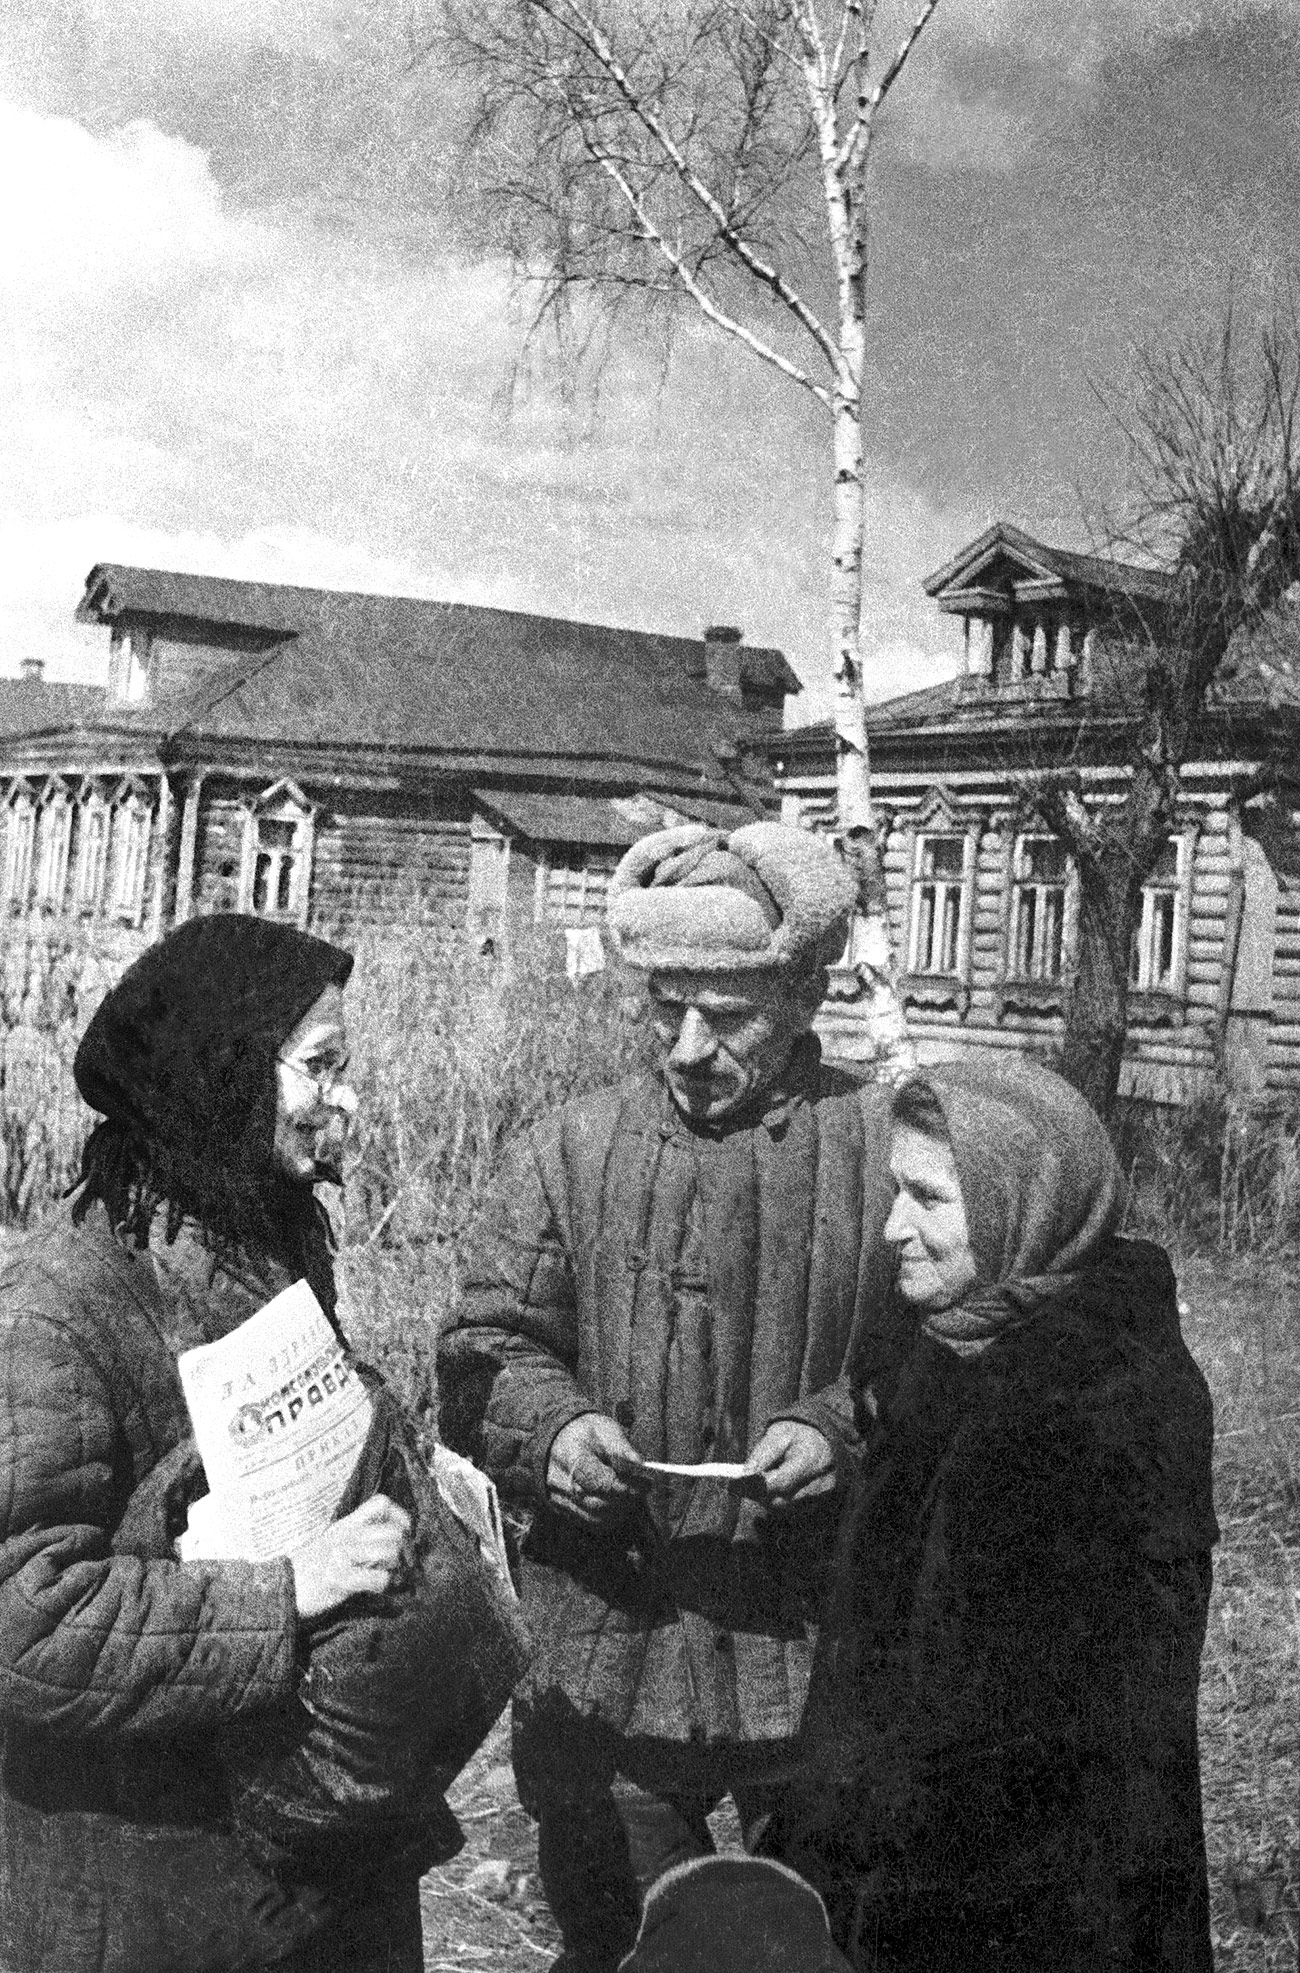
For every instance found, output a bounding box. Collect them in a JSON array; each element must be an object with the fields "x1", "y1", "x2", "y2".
[{"x1": 812, "y1": 24, "x2": 914, "y2": 1077}]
